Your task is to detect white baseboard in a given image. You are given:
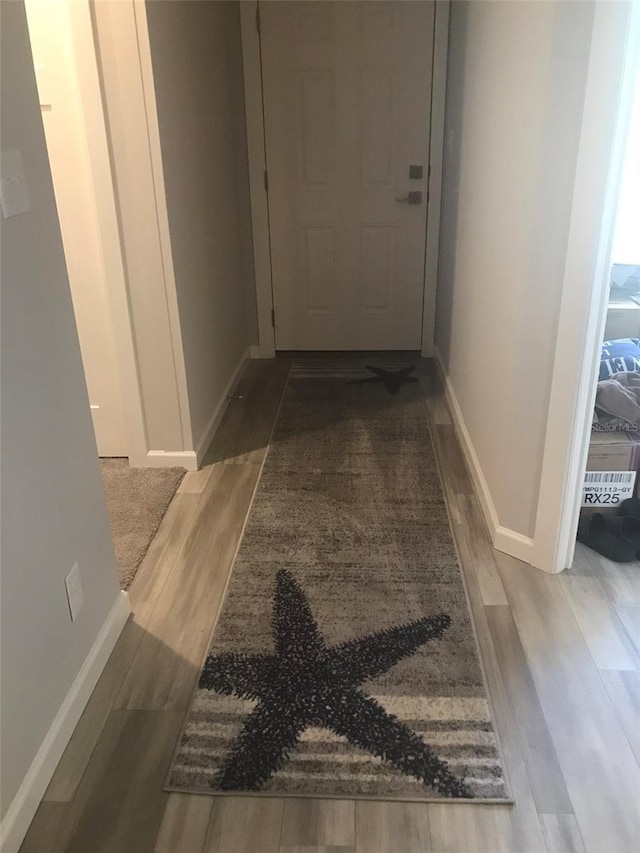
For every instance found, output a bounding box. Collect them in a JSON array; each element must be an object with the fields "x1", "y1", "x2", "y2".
[
  {"x1": 494, "y1": 526, "x2": 535, "y2": 563},
  {"x1": 143, "y1": 450, "x2": 199, "y2": 471},
  {"x1": 0, "y1": 591, "x2": 131, "y2": 853},
  {"x1": 432, "y1": 348, "x2": 500, "y2": 533},
  {"x1": 249, "y1": 344, "x2": 261, "y2": 359},
  {"x1": 194, "y1": 348, "x2": 250, "y2": 466},
  {"x1": 126, "y1": 349, "x2": 251, "y2": 472},
  {"x1": 432, "y1": 348, "x2": 534, "y2": 563}
]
